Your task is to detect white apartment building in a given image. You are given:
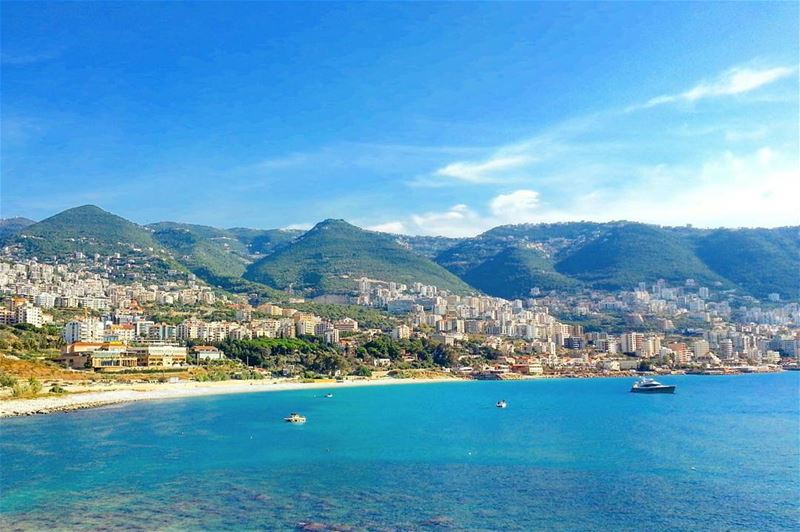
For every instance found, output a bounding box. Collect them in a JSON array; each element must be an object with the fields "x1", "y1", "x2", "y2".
[
  {"x1": 15, "y1": 305, "x2": 43, "y2": 327},
  {"x1": 63, "y1": 319, "x2": 105, "y2": 344},
  {"x1": 391, "y1": 324, "x2": 411, "y2": 340}
]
